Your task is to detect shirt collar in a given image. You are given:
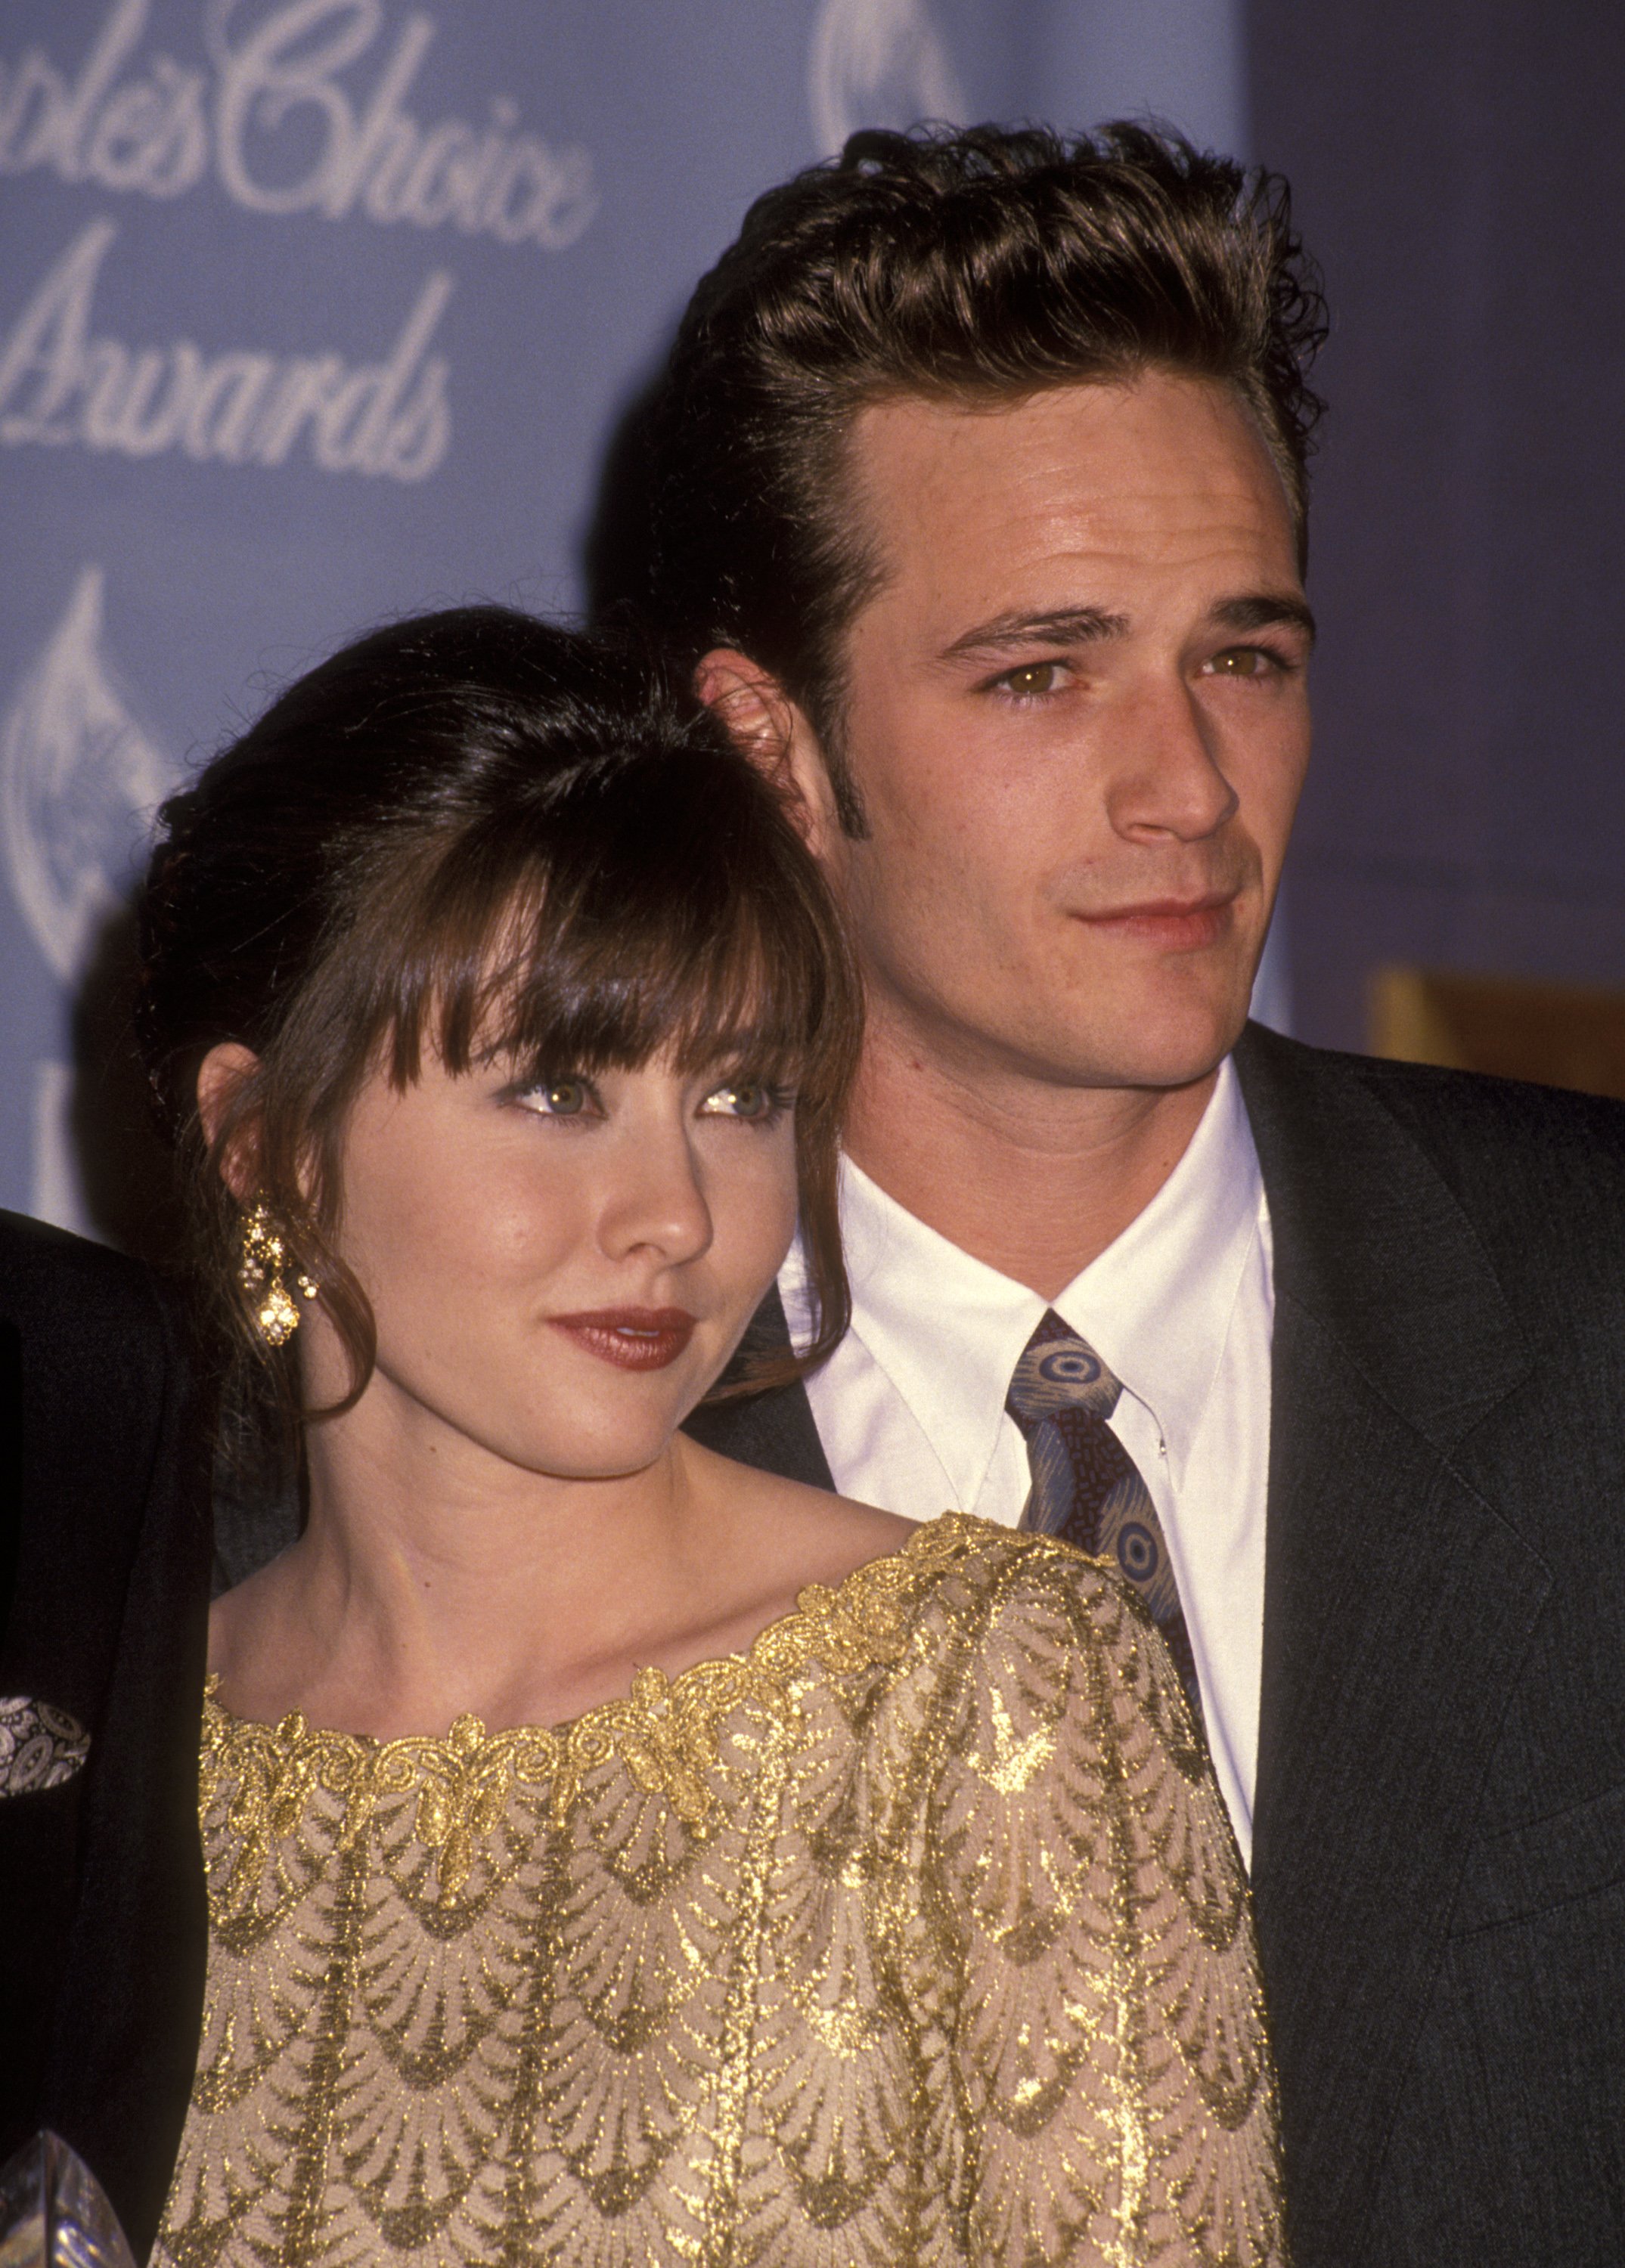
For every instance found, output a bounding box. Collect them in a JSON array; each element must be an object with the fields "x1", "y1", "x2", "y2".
[
  {"x1": 789, "y1": 1055, "x2": 1264, "y2": 1507},
  {"x1": 1049, "y1": 1055, "x2": 1265, "y2": 1487}
]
